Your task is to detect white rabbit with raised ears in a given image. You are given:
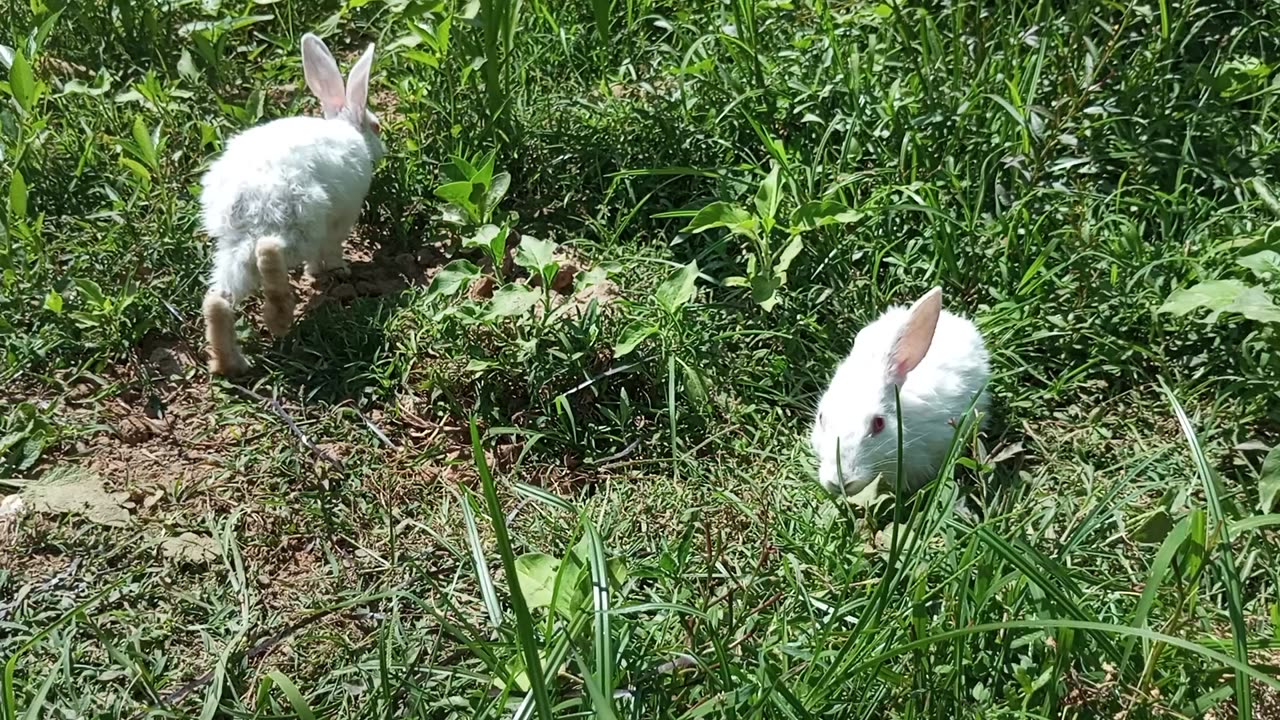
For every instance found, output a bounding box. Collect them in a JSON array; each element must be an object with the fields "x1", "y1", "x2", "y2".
[
  {"x1": 200, "y1": 32, "x2": 385, "y2": 375},
  {"x1": 810, "y1": 287, "x2": 990, "y2": 499}
]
